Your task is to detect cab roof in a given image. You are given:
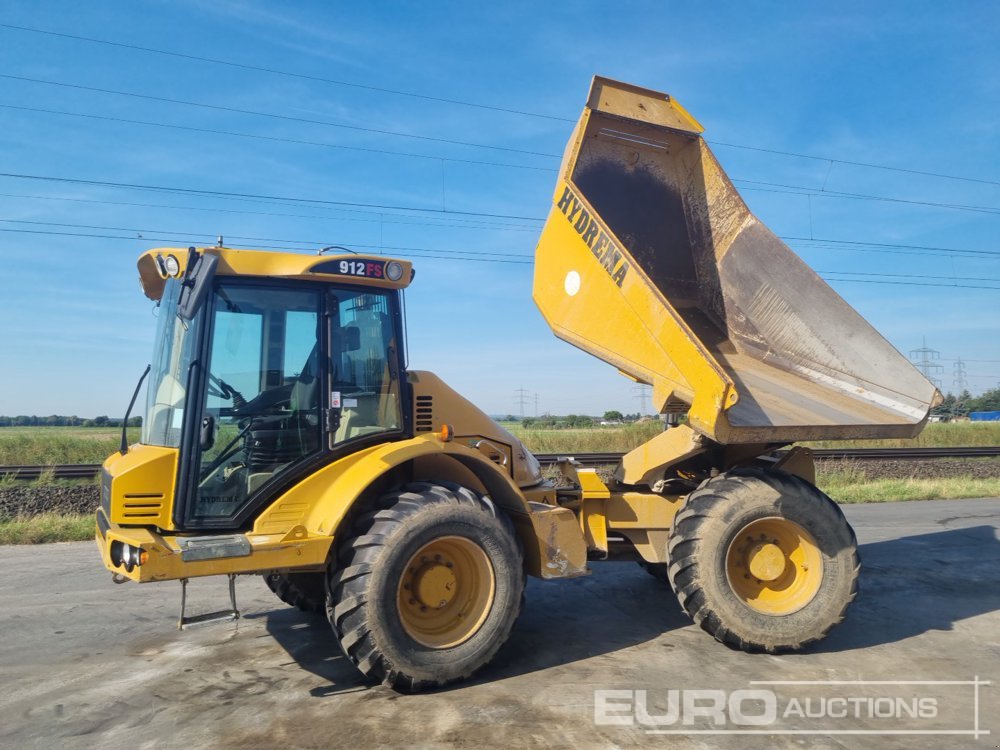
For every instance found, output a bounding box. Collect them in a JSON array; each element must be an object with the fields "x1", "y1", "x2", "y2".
[{"x1": 137, "y1": 246, "x2": 414, "y2": 301}]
